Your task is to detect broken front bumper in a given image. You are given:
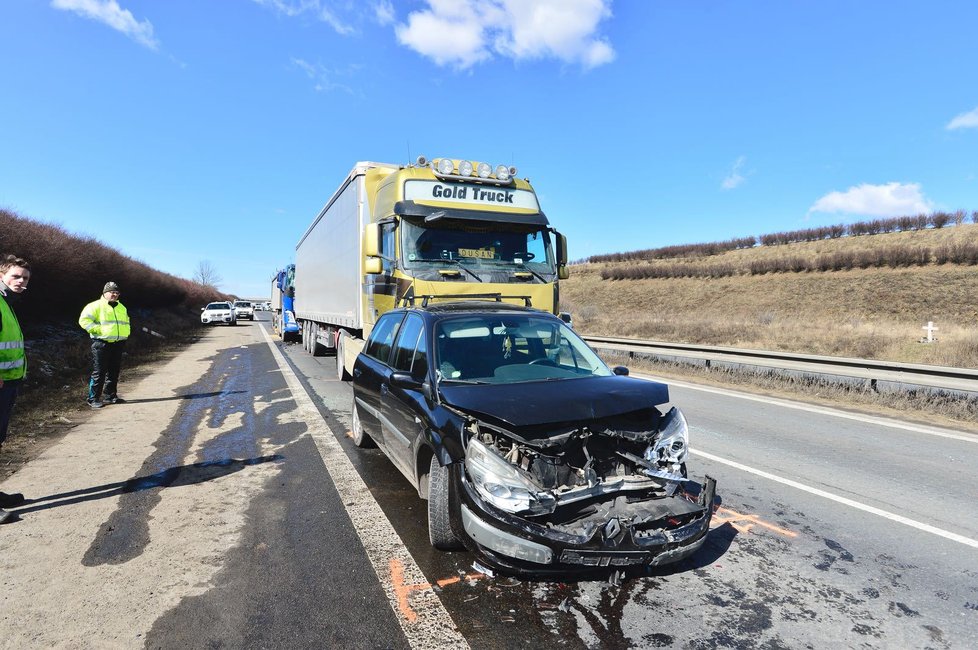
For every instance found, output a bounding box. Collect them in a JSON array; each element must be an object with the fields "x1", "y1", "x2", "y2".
[{"x1": 454, "y1": 471, "x2": 717, "y2": 576}]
